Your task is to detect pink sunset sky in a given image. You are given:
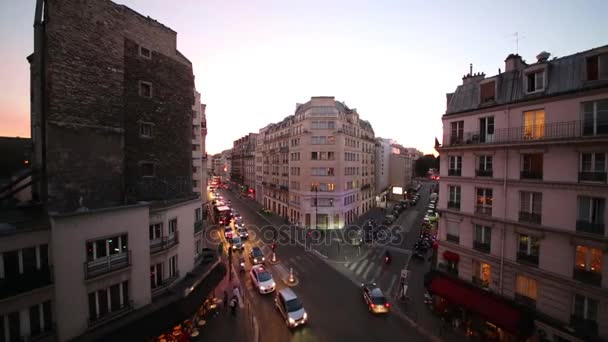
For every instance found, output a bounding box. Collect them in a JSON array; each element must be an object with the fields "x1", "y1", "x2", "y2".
[{"x1": 1, "y1": 0, "x2": 607, "y2": 155}]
